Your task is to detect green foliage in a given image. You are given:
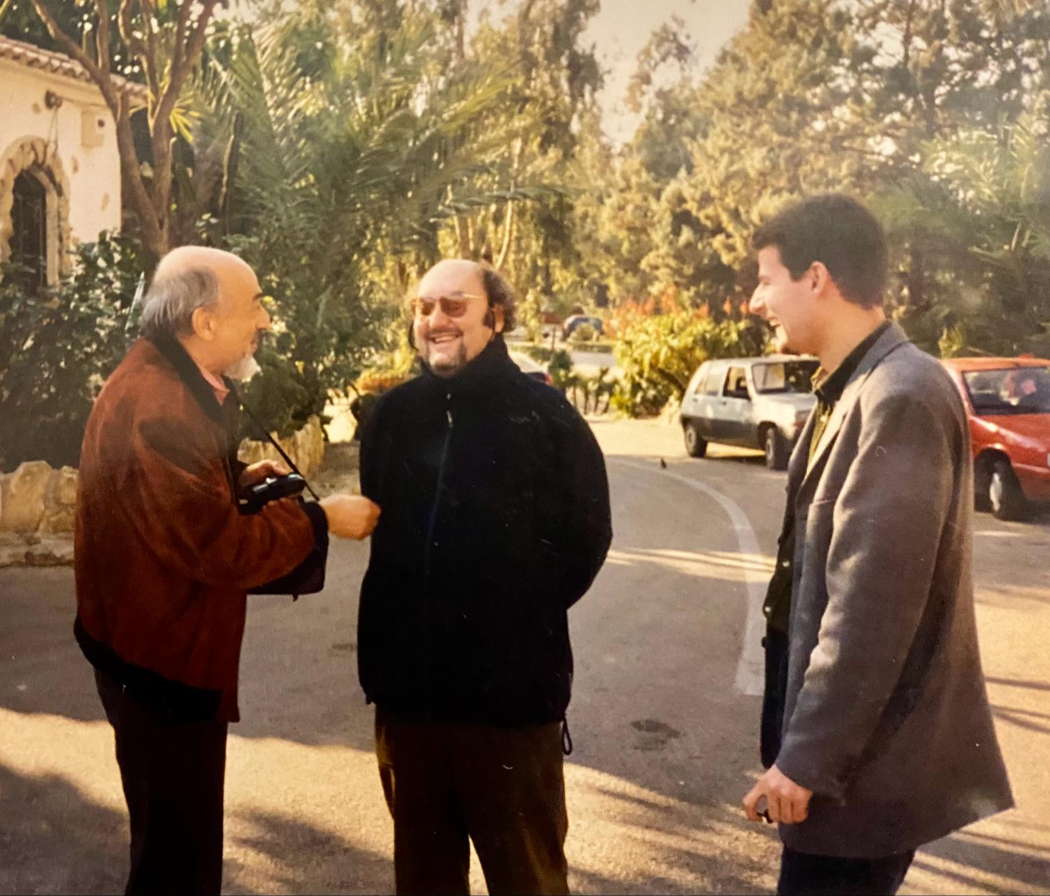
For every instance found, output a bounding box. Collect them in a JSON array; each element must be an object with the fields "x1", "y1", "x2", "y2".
[
  {"x1": 561, "y1": 0, "x2": 1050, "y2": 374},
  {"x1": 190, "y1": 1, "x2": 593, "y2": 432},
  {"x1": 546, "y1": 348, "x2": 574, "y2": 390},
  {"x1": 0, "y1": 234, "x2": 146, "y2": 469},
  {"x1": 612, "y1": 309, "x2": 765, "y2": 417},
  {"x1": 874, "y1": 102, "x2": 1050, "y2": 356}
]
